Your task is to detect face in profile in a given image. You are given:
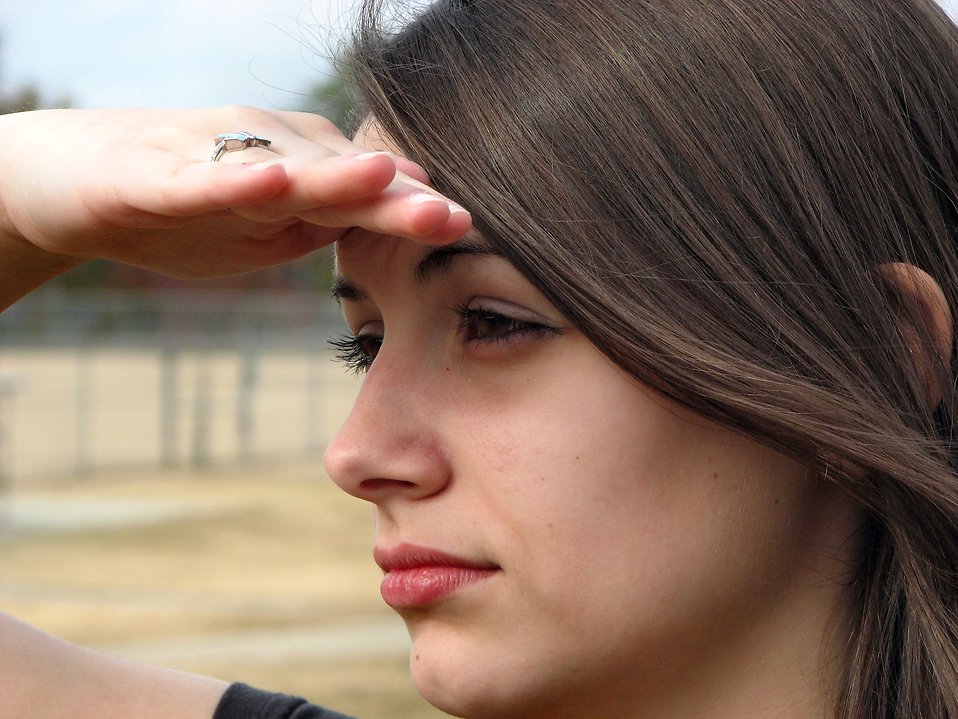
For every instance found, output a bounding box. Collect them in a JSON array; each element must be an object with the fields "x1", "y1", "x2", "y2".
[{"x1": 325, "y1": 226, "x2": 862, "y2": 716}]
